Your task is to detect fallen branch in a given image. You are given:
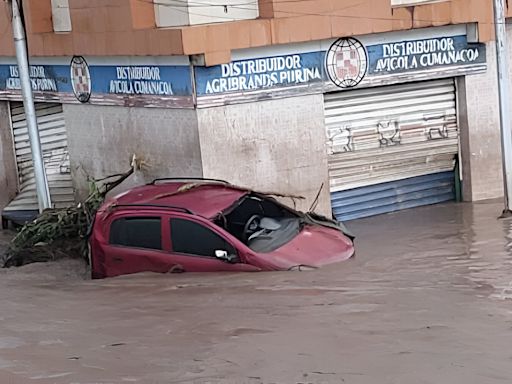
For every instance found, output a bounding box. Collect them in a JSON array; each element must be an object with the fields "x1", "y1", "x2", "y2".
[
  {"x1": 2, "y1": 155, "x2": 144, "y2": 268},
  {"x1": 155, "y1": 181, "x2": 306, "y2": 201}
]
